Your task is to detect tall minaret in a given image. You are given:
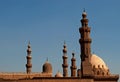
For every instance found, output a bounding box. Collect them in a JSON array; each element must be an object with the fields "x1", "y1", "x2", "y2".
[
  {"x1": 70, "y1": 52, "x2": 77, "y2": 77},
  {"x1": 62, "y1": 42, "x2": 68, "y2": 77},
  {"x1": 26, "y1": 42, "x2": 32, "y2": 74},
  {"x1": 79, "y1": 10, "x2": 93, "y2": 77}
]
